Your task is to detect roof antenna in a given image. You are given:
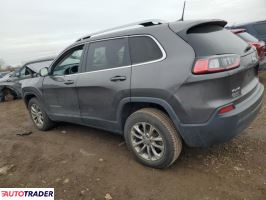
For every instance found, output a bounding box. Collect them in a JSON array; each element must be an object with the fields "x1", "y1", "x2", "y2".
[{"x1": 180, "y1": 1, "x2": 186, "y2": 21}]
